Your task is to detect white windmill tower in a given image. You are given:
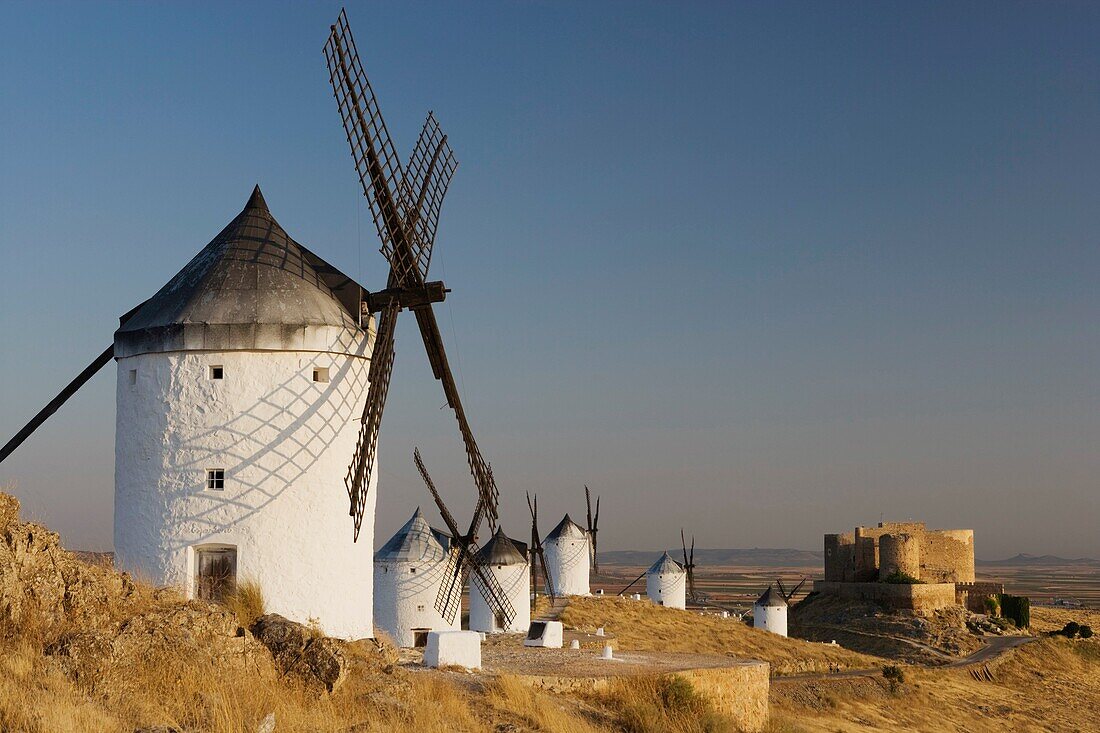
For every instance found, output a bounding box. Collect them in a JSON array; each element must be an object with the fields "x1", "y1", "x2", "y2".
[
  {"x1": 111, "y1": 187, "x2": 375, "y2": 638},
  {"x1": 646, "y1": 552, "x2": 687, "y2": 609},
  {"x1": 1, "y1": 10, "x2": 502, "y2": 641},
  {"x1": 374, "y1": 508, "x2": 459, "y2": 647},
  {"x1": 753, "y1": 584, "x2": 789, "y2": 637},
  {"x1": 544, "y1": 515, "x2": 591, "y2": 596},
  {"x1": 469, "y1": 527, "x2": 531, "y2": 634}
]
